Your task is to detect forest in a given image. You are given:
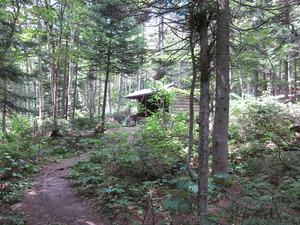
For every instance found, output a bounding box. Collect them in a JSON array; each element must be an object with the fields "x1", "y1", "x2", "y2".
[{"x1": 0, "y1": 0, "x2": 300, "y2": 224}]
